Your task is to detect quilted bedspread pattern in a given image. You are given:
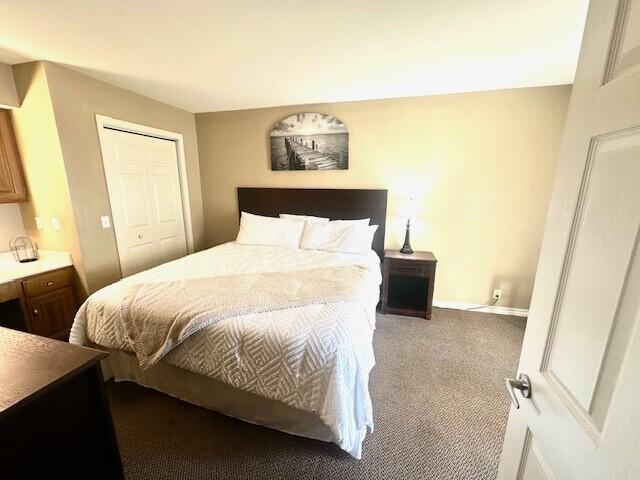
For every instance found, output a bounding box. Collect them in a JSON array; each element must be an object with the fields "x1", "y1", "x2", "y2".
[{"x1": 70, "y1": 242, "x2": 381, "y2": 458}]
